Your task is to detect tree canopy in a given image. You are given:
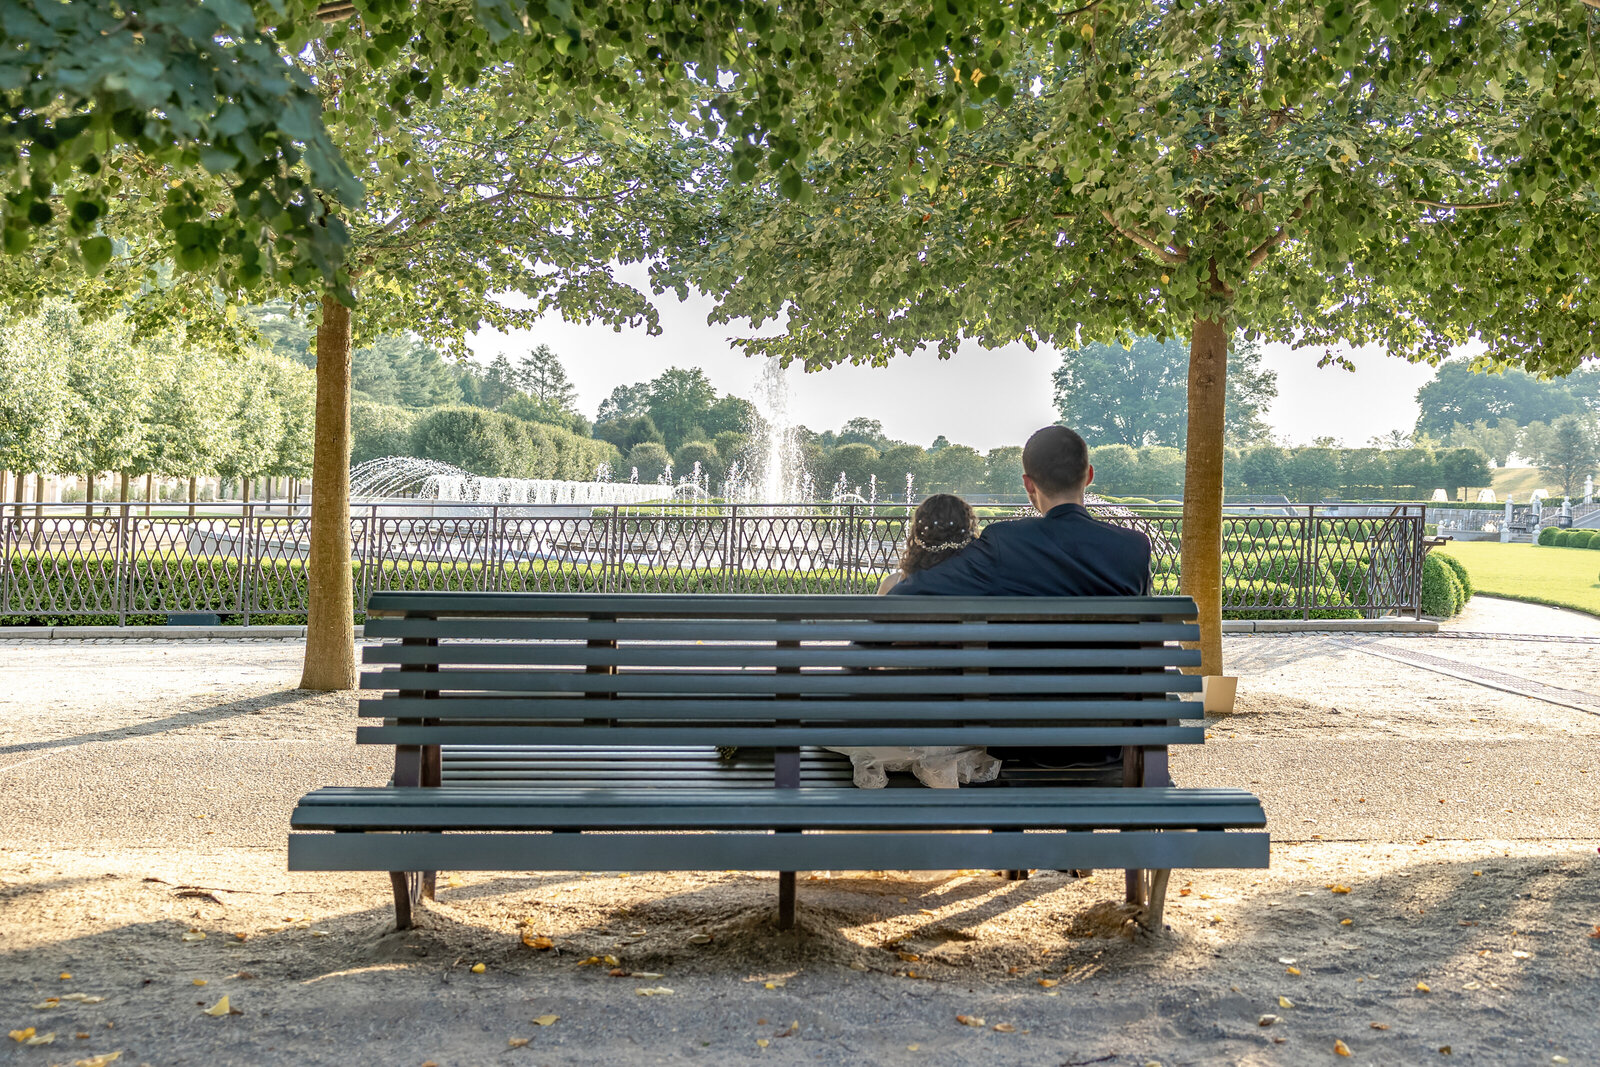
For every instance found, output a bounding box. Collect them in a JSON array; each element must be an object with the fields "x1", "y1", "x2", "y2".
[
  {"x1": 1053, "y1": 336, "x2": 1275, "y2": 448},
  {"x1": 1414, "y1": 359, "x2": 1598, "y2": 439}
]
